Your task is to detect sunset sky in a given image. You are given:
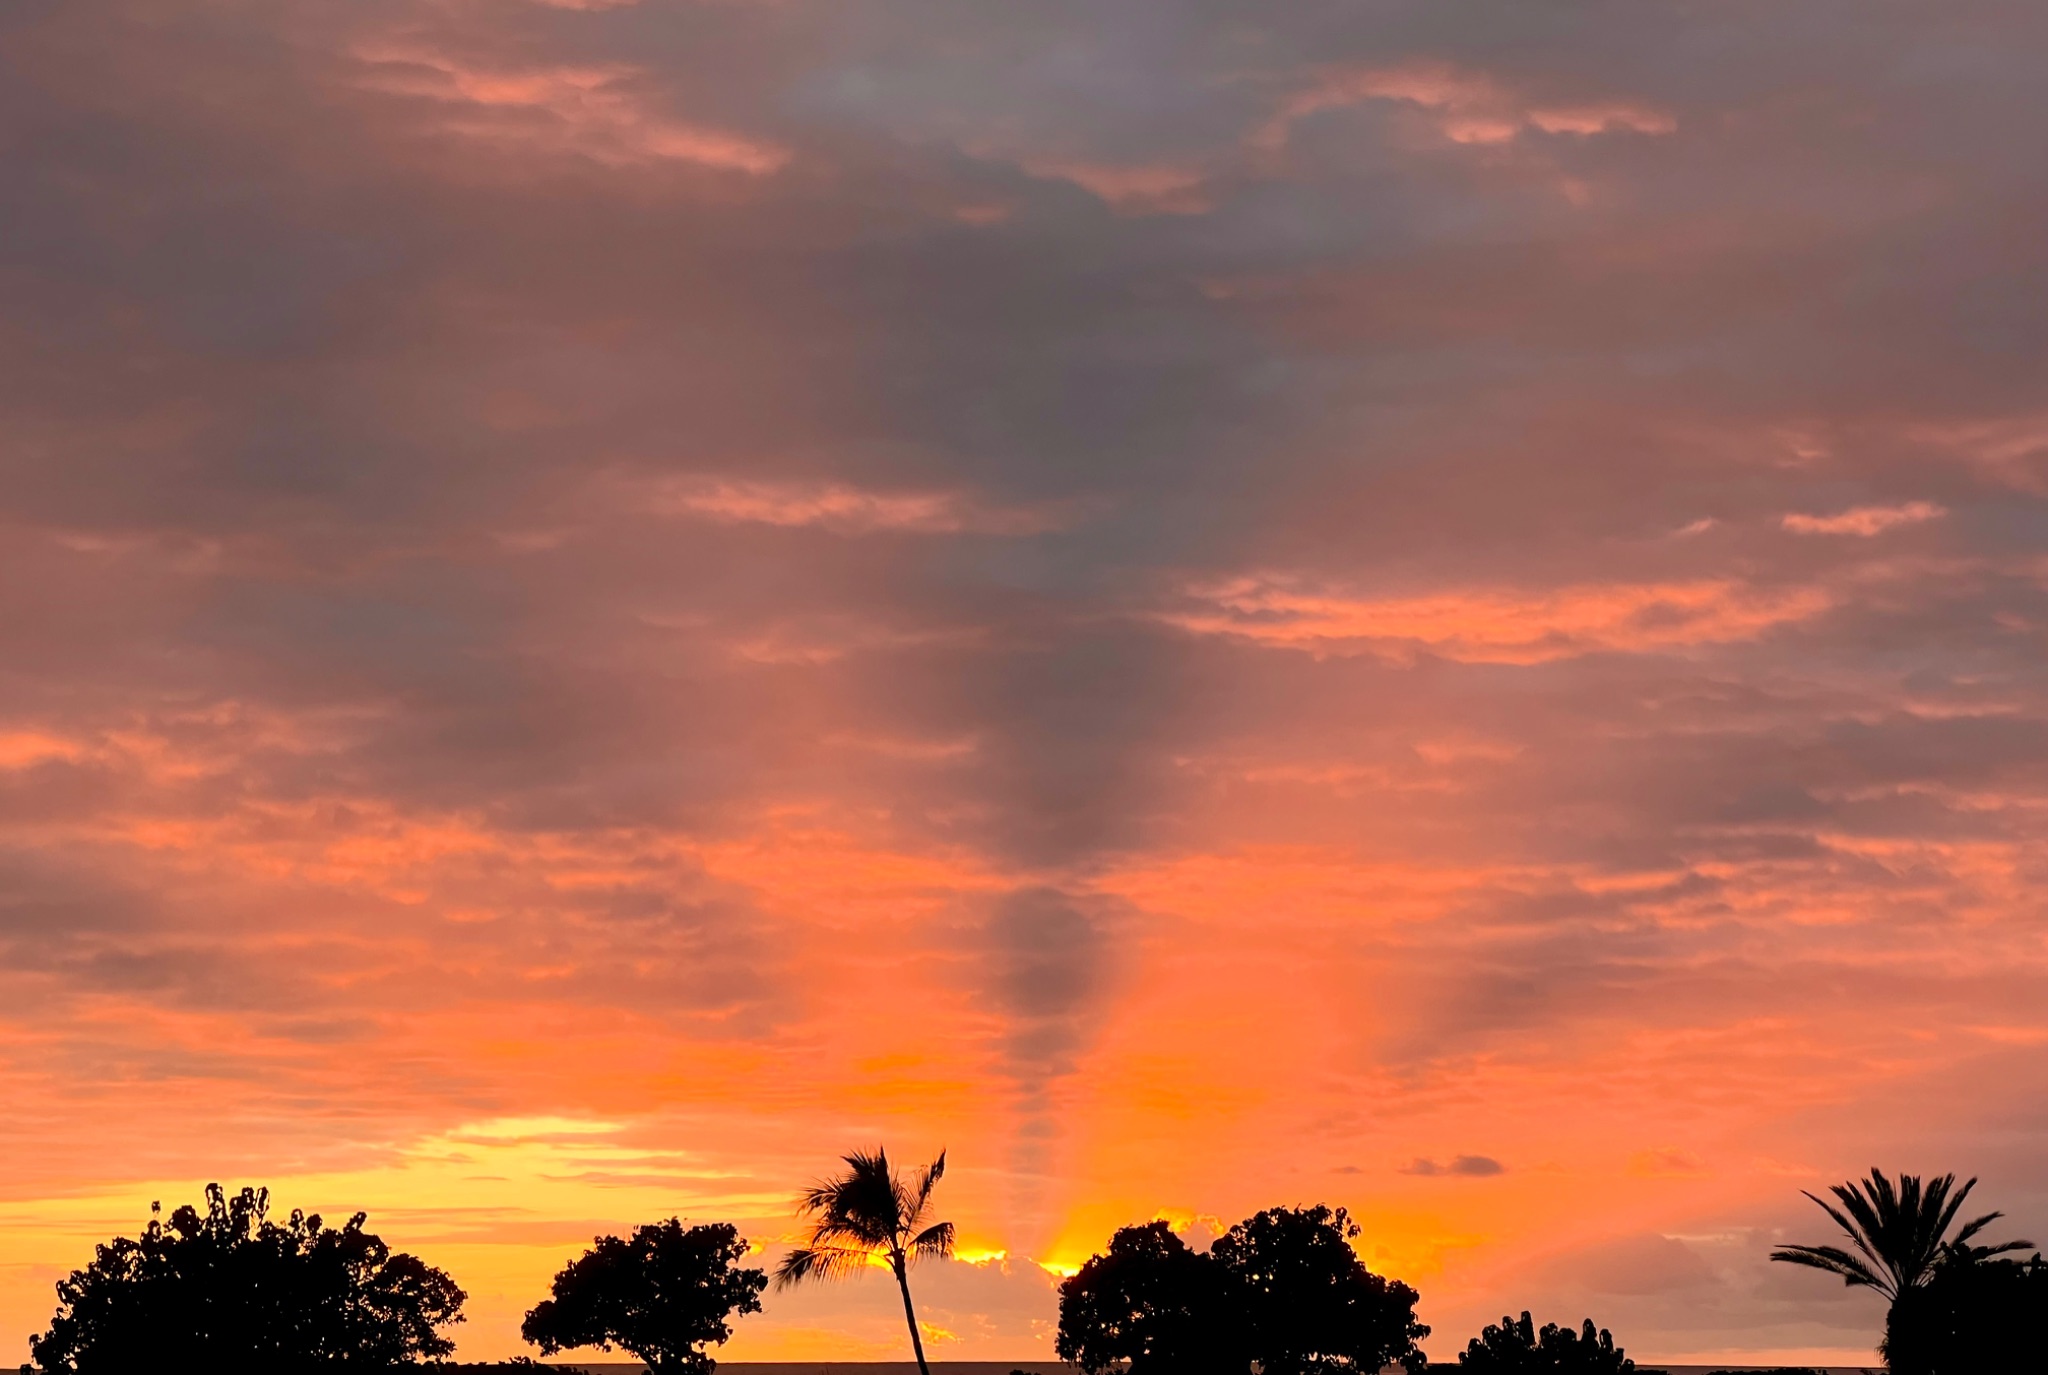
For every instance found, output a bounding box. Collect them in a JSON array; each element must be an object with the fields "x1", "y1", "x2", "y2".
[{"x1": 6, "y1": 0, "x2": 2048, "y2": 1366}]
